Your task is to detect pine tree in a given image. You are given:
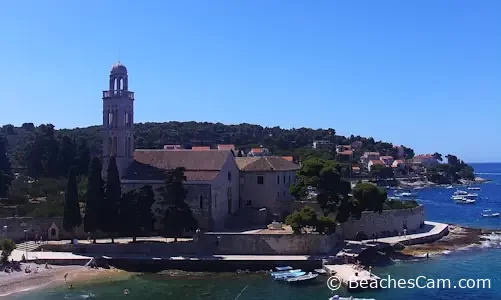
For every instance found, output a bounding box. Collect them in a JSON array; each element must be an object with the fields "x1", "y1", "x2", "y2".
[
  {"x1": 84, "y1": 157, "x2": 104, "y2": 243},
  {"x1": 63, "y1": 167, "x2": 82, "y2": 237},
  {"x1": 58, "y1": 135, "x2": 75, "y2": 177},
  {"x1": 0, "y1": 138, "x2": 13, "y2": 198},
  {"x1": 138, "y1": 185, "x2": 155, "y2": 234},
  {"x1": 102, "y1": 156, "x2": 121, "y2": 243},
  {"x1": 119, "y1": 190, "x2": 138, "y2": 242},
  {"x1": 159, "y1": 167, "x2": 197, "y2": 242},
  {"x1": 75, "y1": 139, "x2": 90, "y2": 176}
]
